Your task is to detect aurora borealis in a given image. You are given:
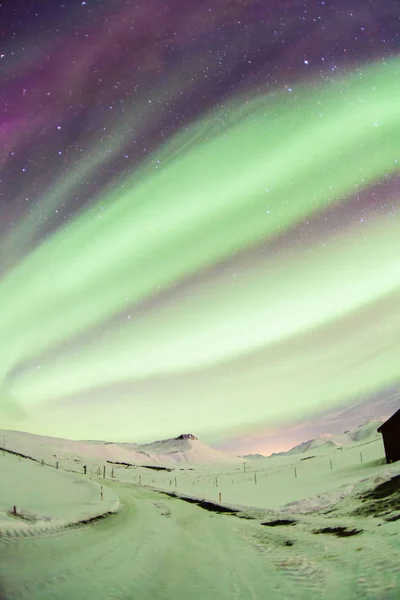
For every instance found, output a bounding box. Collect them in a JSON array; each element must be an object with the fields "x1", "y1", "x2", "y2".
[{"x1": 1, "y1": 1, "x2": 400, "y2": 450}]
